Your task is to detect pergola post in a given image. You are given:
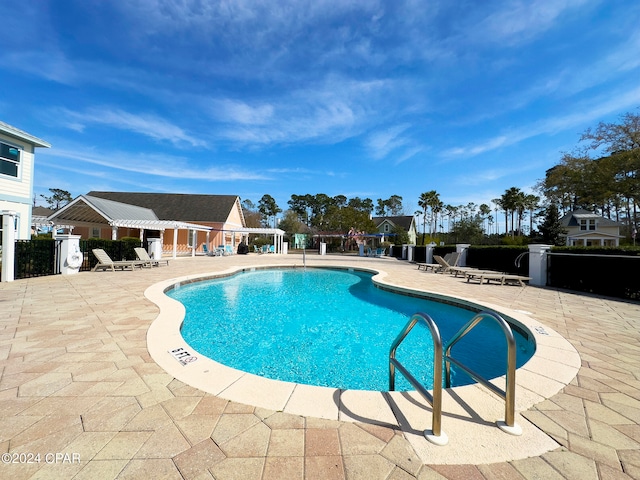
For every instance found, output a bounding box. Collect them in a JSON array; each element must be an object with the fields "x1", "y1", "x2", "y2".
[{"x1": 172, "y1": 228, "x2": 178, "y2": 259}]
